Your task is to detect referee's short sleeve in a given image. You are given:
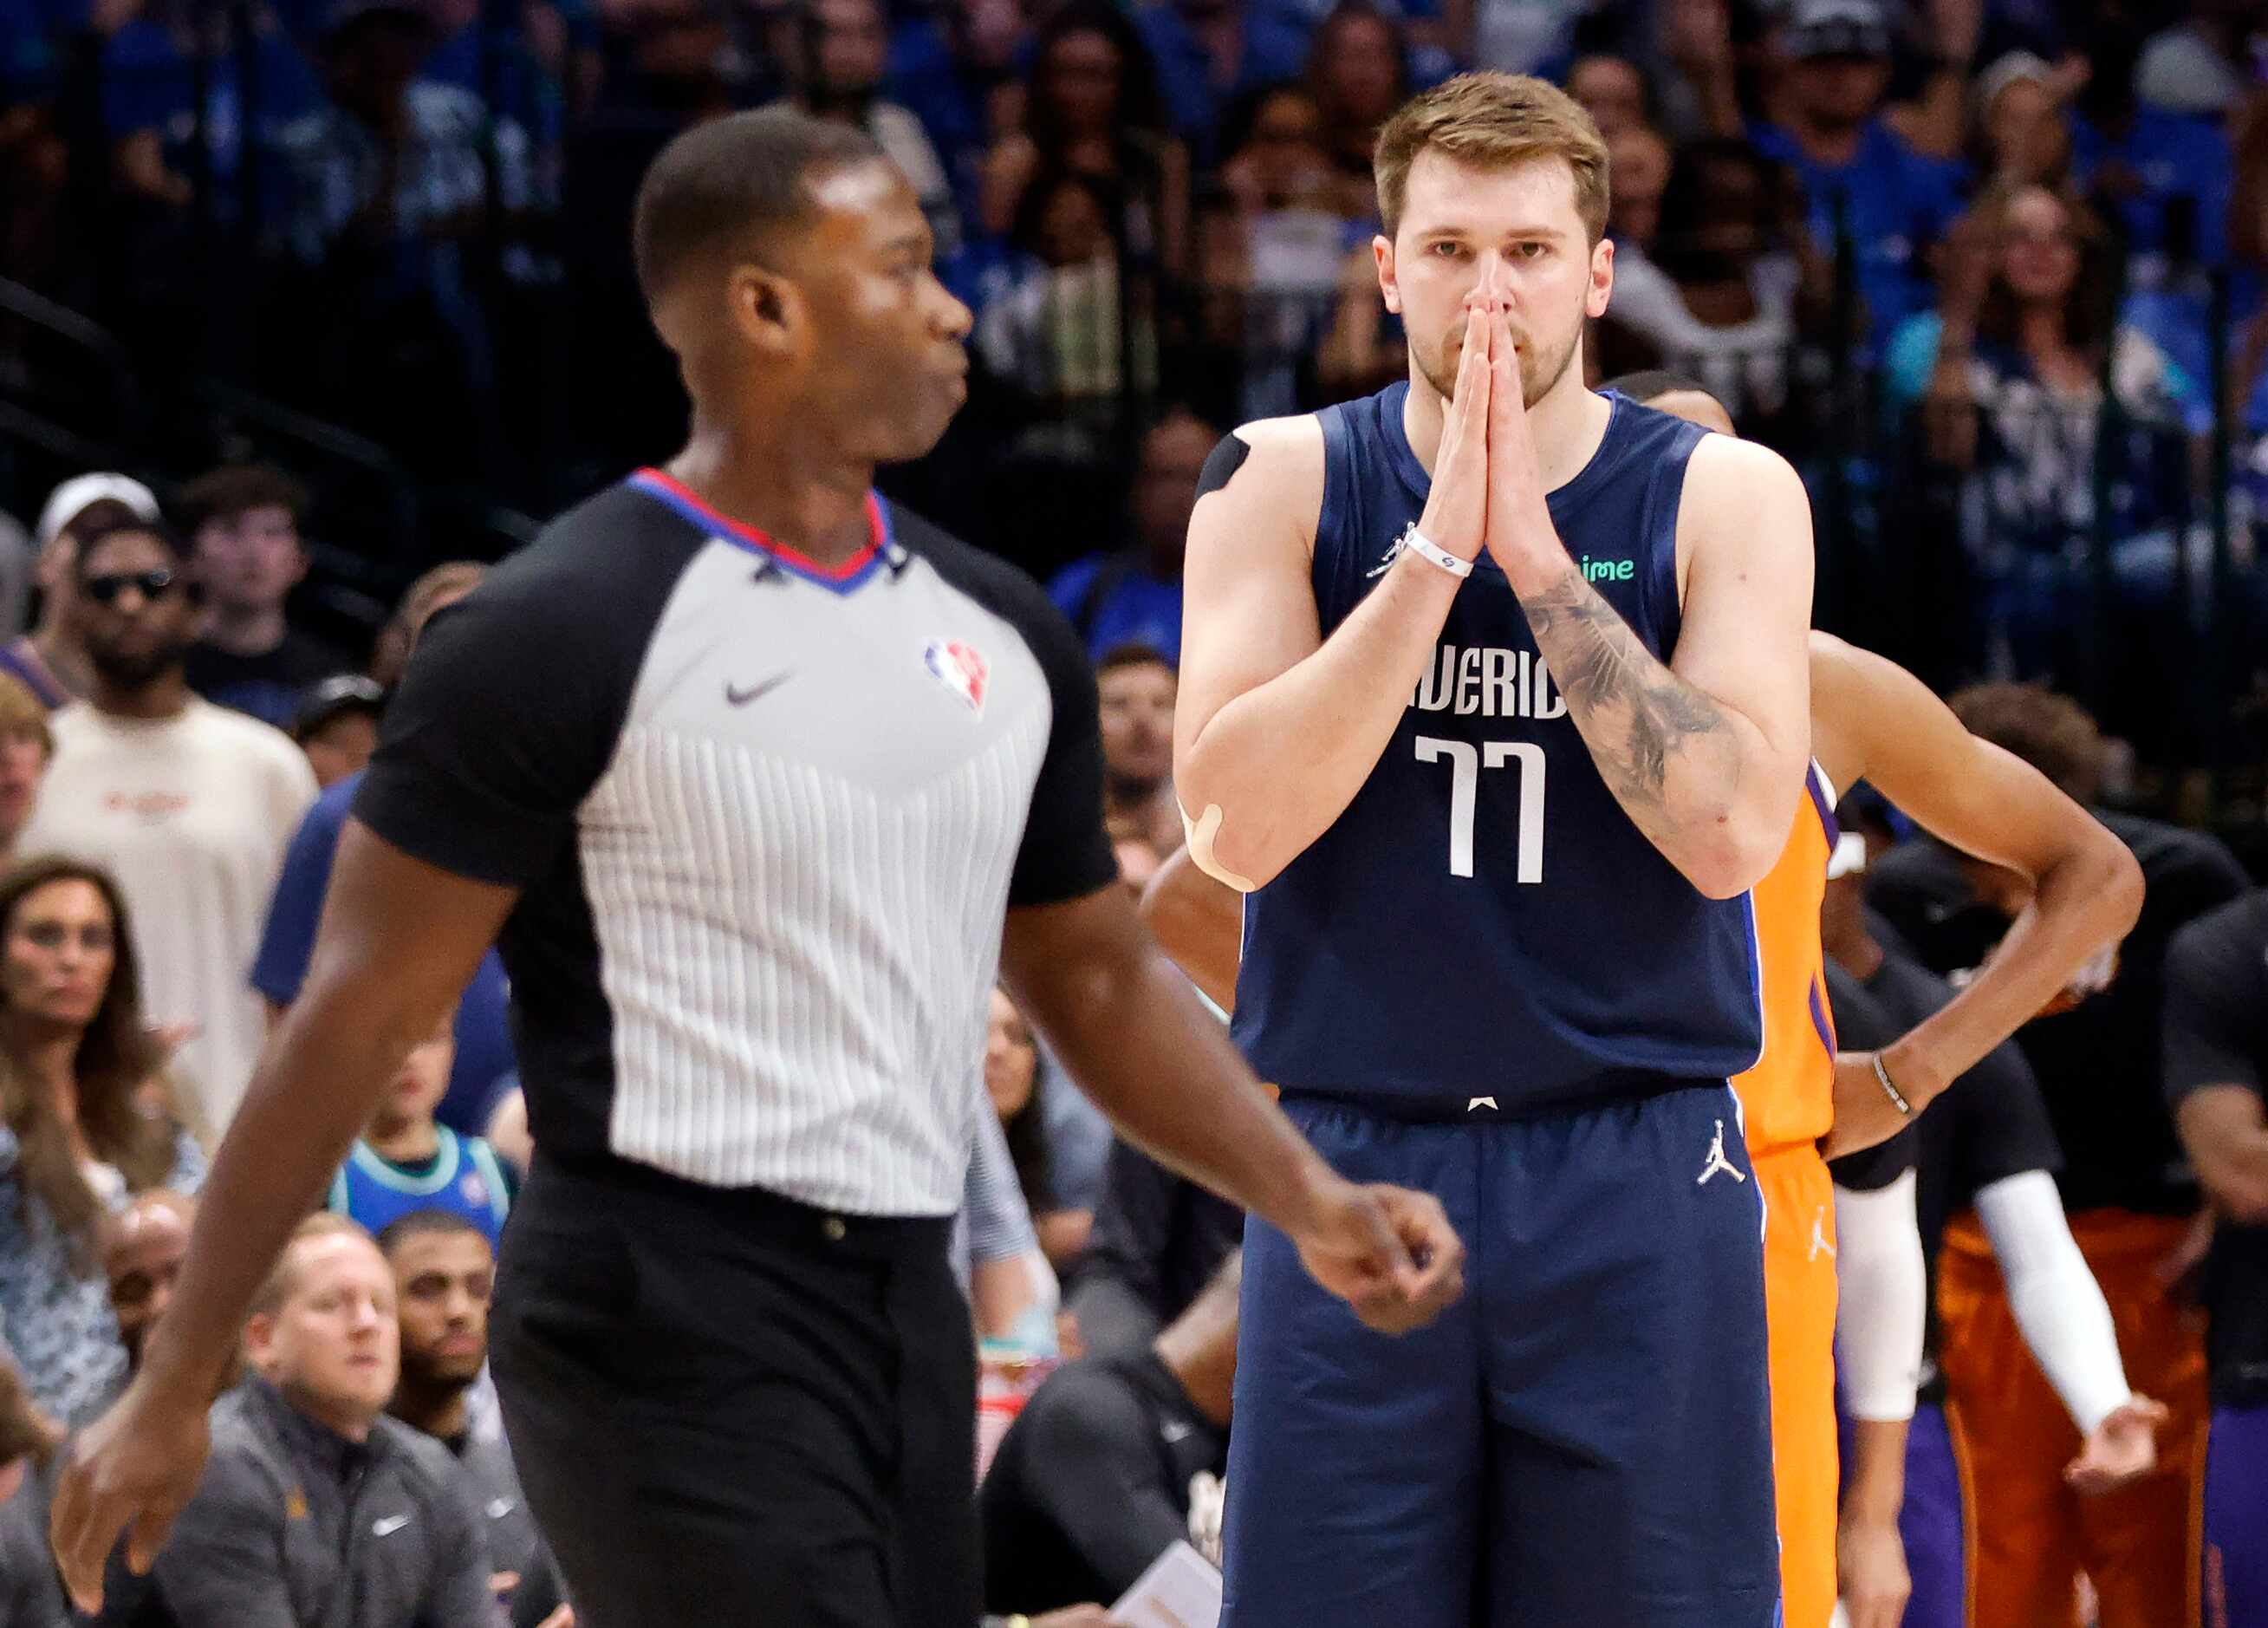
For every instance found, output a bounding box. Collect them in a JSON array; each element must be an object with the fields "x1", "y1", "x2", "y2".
[
  {"x1": 1004, "y1": 585, "x2": 1117, "y2": 910},
  {"x1": 354, "y1": 560, "x2": 634, "y2": 888}
]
